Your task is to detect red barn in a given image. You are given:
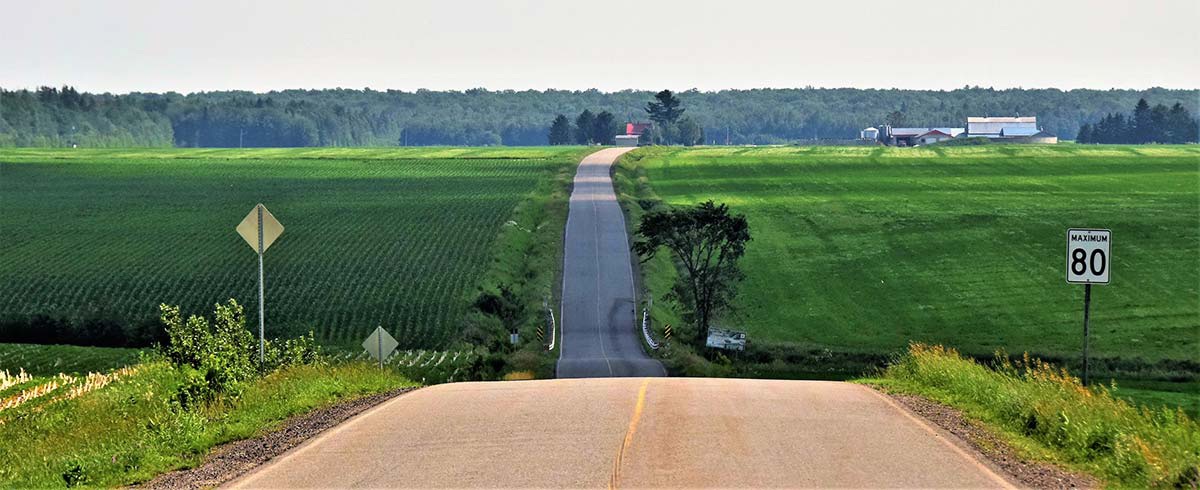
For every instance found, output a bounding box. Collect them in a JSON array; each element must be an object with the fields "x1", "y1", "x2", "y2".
[{"x1": 626, "y1": 122, "x2": 652, "y2": 136}]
